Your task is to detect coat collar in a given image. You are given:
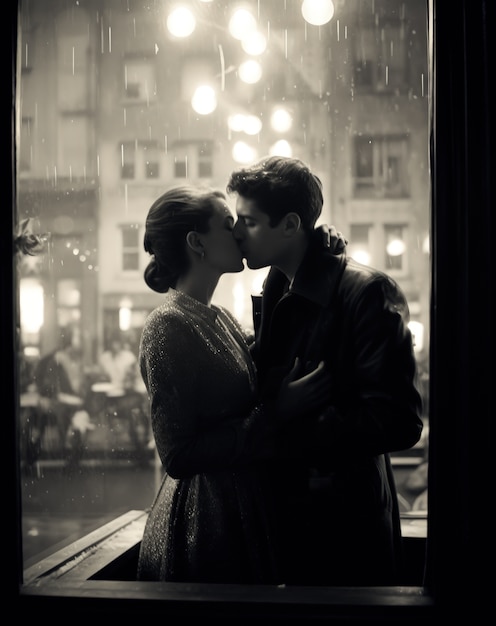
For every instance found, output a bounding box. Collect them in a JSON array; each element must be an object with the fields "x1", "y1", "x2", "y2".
[{"x1": 263, "y1": 227, "x2": 347, "y2": 308}]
